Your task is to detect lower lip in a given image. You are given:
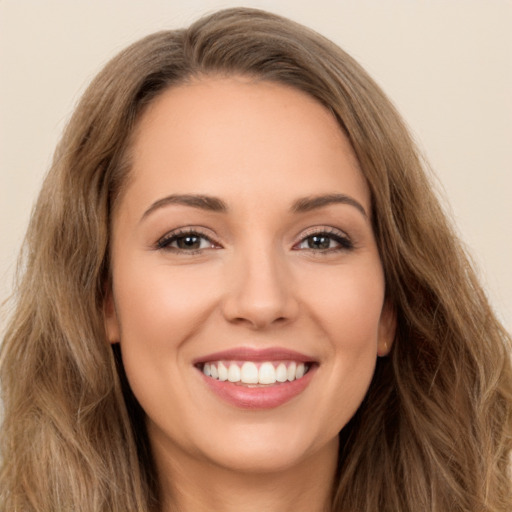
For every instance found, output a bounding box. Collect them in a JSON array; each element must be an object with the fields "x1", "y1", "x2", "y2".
[{"x1": 198, "y1": 365, "x2": 316, "y2": 409}]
